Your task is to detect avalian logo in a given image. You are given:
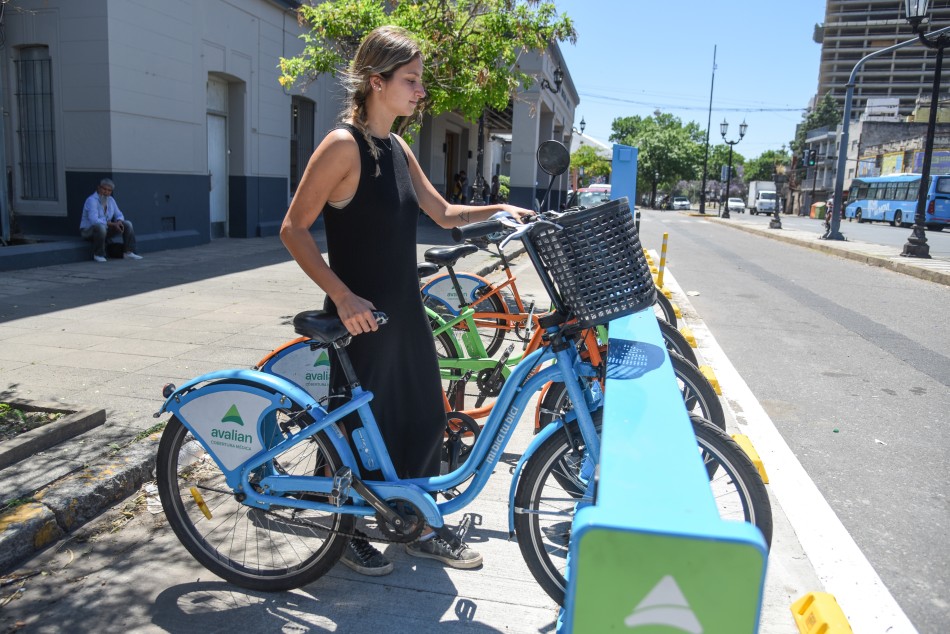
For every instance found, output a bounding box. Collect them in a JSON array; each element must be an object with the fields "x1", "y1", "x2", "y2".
[
  {"x1": 221, "y1": 404, "x2": 245, "y2": 426},
  {"x1": 624, "y1": 575, "x2": 702, "y2": 633},
  {"x1": 313, "y1": 351, "x2": 330, "y2": 368}
]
